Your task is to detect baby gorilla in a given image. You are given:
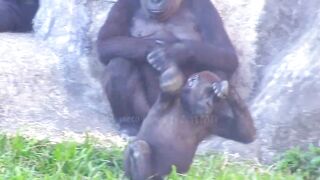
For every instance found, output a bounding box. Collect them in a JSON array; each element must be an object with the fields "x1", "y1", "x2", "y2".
[{"x1": 124, "y1": 61, "x2": 255, "y2": 179}]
